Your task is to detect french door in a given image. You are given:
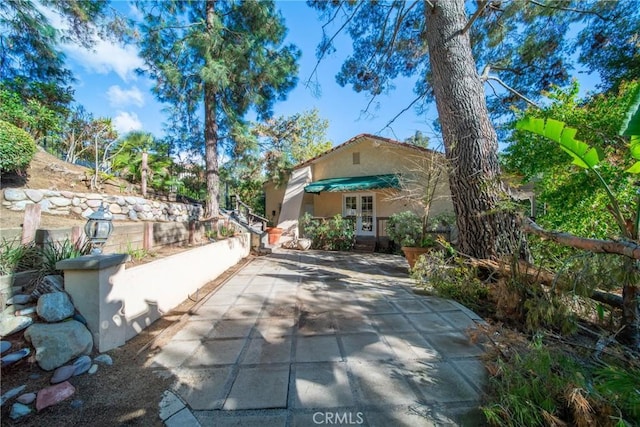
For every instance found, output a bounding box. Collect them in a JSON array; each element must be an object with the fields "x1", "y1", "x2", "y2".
[{"x1": 343, "y1": 193, "x2": 375, "y2": 236}]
